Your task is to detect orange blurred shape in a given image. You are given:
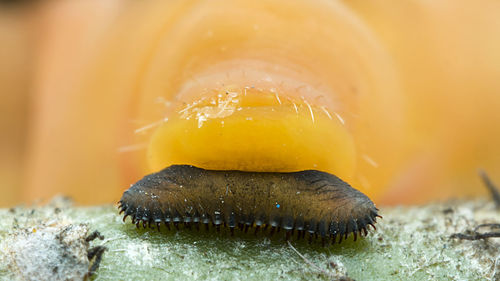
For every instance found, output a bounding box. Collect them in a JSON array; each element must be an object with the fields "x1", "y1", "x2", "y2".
[{"x1": 8, "y1": 0, "x2": 500, "y2": 206}]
